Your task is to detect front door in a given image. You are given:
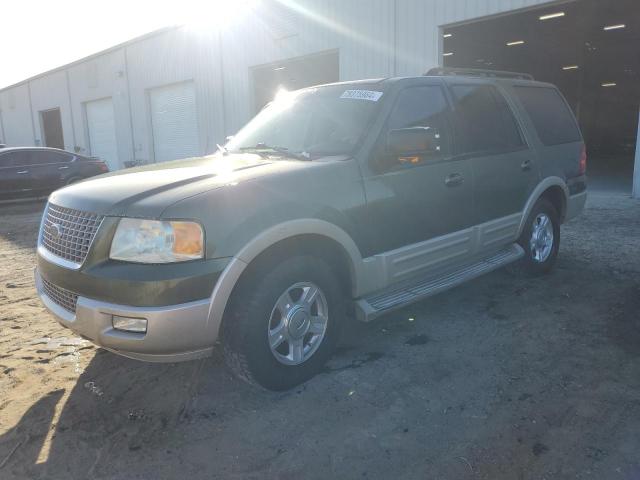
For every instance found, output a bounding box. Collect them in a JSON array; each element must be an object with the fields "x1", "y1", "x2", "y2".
[
  {"x1": 0, "y1": 150, "x2": 34, "y2": 198},
  {"x1": 29, "y1": 150, "x2": 73, "y2": 193},
  {"x1": 361, "y1": 84, "x2": 475, "y2": 278}
]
